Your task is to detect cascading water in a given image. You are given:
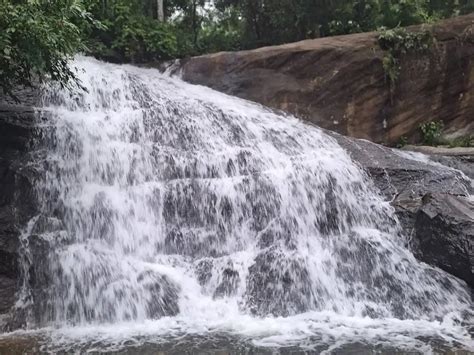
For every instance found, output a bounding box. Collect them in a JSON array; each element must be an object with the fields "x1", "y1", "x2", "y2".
[{"x1": 14, "y1": 57, "x2": 473, "y2": 352}]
